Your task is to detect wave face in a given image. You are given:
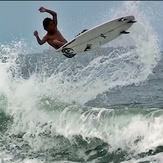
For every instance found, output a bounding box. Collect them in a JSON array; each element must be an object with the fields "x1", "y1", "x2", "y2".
[{"x1": 0, "y1": 1, "x2": 163, "y2": 163}]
